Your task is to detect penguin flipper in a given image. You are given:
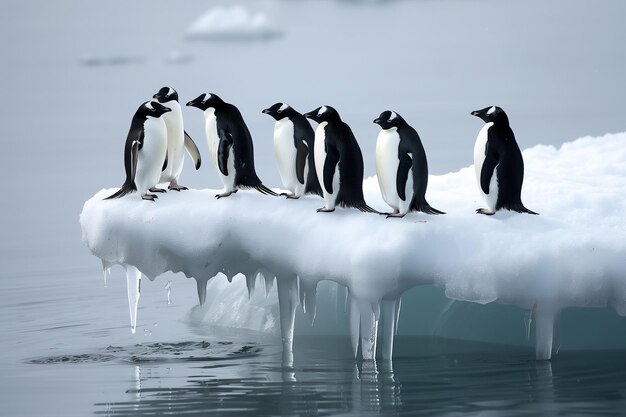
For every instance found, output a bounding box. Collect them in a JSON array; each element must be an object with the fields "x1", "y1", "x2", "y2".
[
  {"x1": 218, "y1": 129, "x2": 233, "y2": 176},
  {"x1": 130, "y1": 139, "x2": 139, "y2": 184},
  {"x1": 480, "y1": 145, "x2": 499, "y2": 195},
  {"x1": 396, "y1": 152, "x2": 412, "y2": 201},
  {"x1": 323, "y1": 147, "x2": 340, "y2": 194},
  {"x1": 162, "y1": 150, "x2": 168, "y2": 172},
  {"x1": 184, "y1": 131, "x2": 202, "y2": 170},
  {"x1": 295, "y1": 139, "x2": 308, "y2": 185}
]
